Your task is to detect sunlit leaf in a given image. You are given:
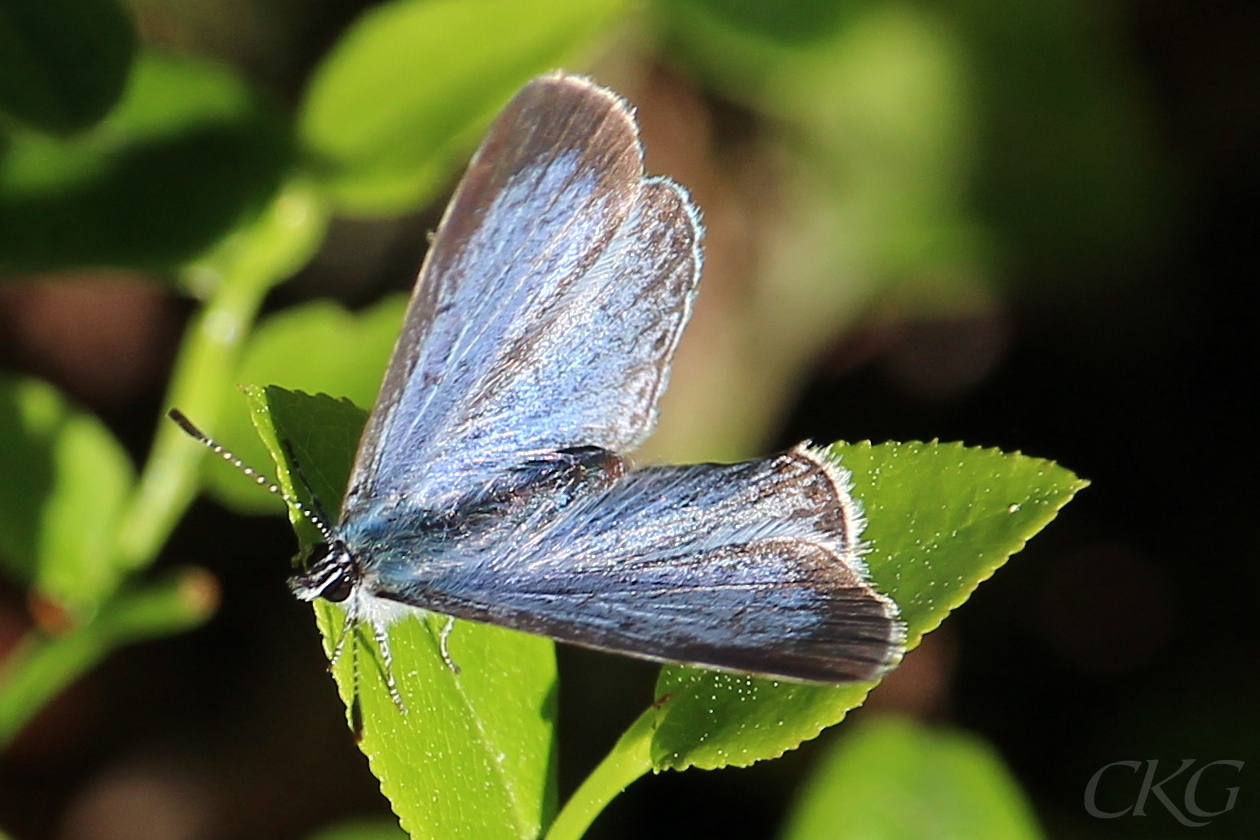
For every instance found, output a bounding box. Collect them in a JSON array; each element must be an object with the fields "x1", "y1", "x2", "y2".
[
  {"x1": 246, "y1": 386, "x2": 558, "y2": 840},
  {"x1": 649, "y1": 441, "x2": 1087, "y2": 771}
]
